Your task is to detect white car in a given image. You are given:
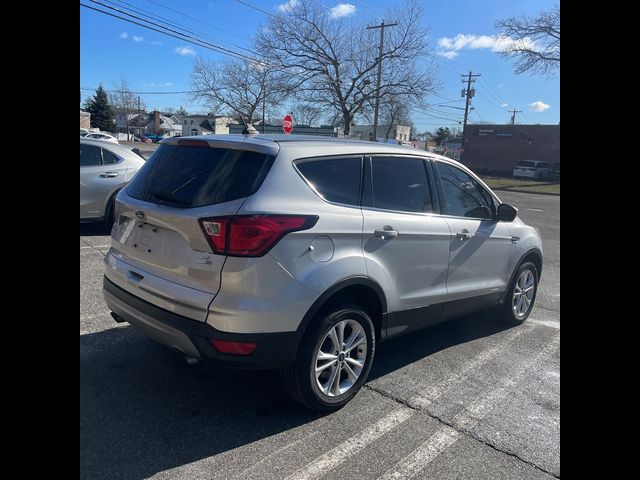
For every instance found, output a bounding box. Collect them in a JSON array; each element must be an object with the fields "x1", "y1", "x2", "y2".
[
  {"x1": 84, "y1": 132, "x2": 119, "y2": 144},
  {"x1": 513, "y1": 160, "x2": 552, "y2": 180}
]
